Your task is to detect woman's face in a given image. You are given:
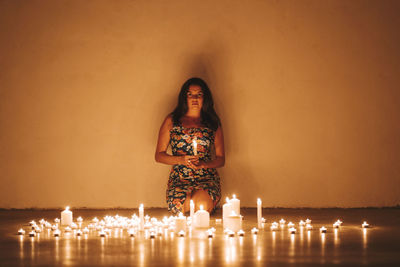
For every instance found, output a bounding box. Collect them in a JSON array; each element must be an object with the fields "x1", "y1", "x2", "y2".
[{"x1": 186, "y1": 85, "x2": 204, "y2": 111}]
